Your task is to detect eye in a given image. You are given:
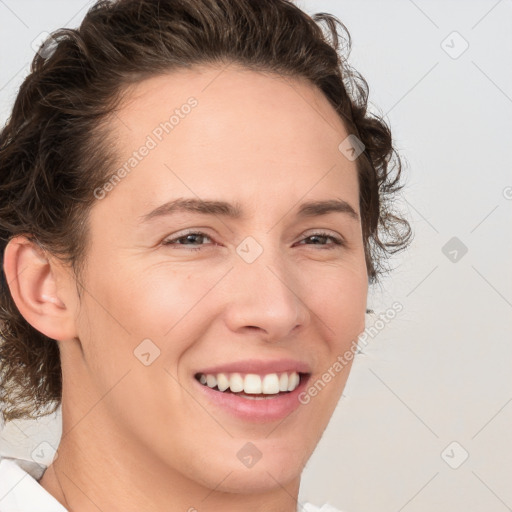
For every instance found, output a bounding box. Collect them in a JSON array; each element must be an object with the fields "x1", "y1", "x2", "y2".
[
  {"x1": 161, "y1": 230, "x2": 344, "y2": 251},
  {"x1": 297, "y1": 231, "x2": 345, "y2": 250},
  {"x1": 162, "y1": 231, "x2": 214, "y2": 251}
]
